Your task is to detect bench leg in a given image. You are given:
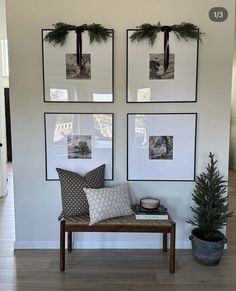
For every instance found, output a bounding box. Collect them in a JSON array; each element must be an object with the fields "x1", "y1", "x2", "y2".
[
  {"x1": 60, "y1": 220, "x2": 65, "y2": 272},
  {"x1": 169, "y1": 222, "x2": 176, "y2": 273},
  {"x1": 68, "y1": 232, "x2": 72, "y2": 252},
  {"x1": 163, "y1": 233, "x2": 167, "y2": 253}
]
